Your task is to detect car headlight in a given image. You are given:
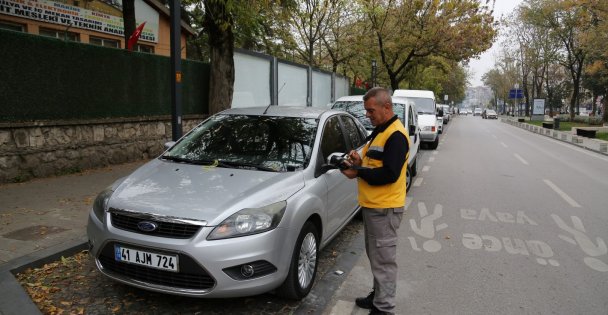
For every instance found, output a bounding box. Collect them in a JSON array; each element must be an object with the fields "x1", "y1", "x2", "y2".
[
  {"x1": 207, "y1": 201, "x2": 287, "y2": 240},
  {"x1": 92, "y1": 186, "x2": 114, "y2": 222}
]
